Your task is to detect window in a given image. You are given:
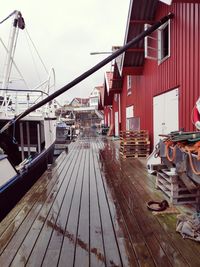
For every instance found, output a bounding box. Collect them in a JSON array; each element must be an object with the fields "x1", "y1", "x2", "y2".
[
  {"x1": 127, "y1": 75, "x2": 132, "y2": 95},
  {"x1": 114, "y1": 93, "x2": 118, "y2": 102},
  {"x1": 158, "y1": 21, "x2": 170, "y2": 63},
  {"x1": 126, "y1": 105, "x2": 134, "y2": 130},
  {"x1": 90, "y1": 97, "x2": 98, "y2": 105},
  {"x1": 144, "y1": 19, "x2": 170, "y2": 64}
]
